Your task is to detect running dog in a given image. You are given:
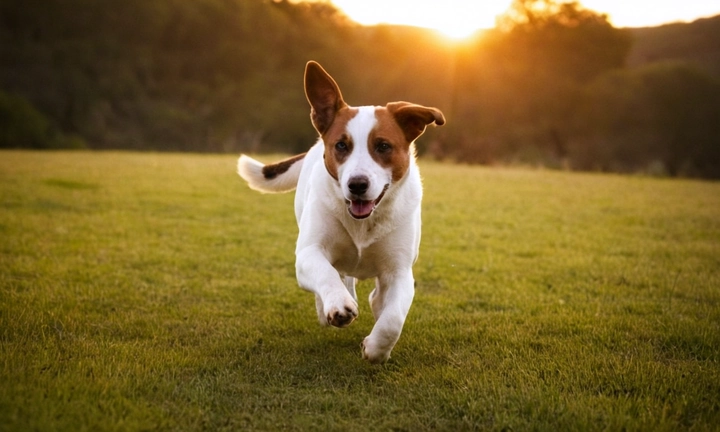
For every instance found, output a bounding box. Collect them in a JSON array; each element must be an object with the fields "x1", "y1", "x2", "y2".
[{"x1": 237, "y1": 61, "x2": 445, "y2": 363}]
